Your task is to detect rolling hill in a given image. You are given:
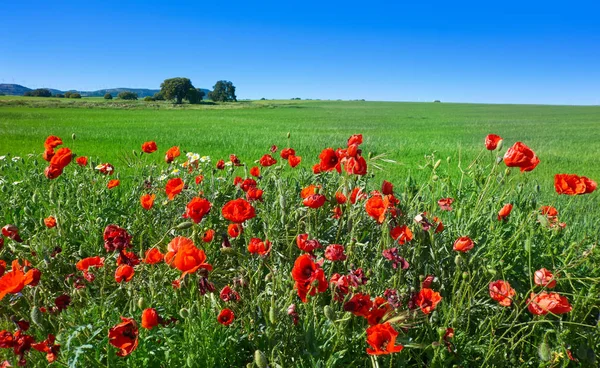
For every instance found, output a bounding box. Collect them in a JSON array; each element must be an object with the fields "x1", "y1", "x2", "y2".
[{"x1": 0, "y1": 84, "x2": 210, "y2": 98}]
